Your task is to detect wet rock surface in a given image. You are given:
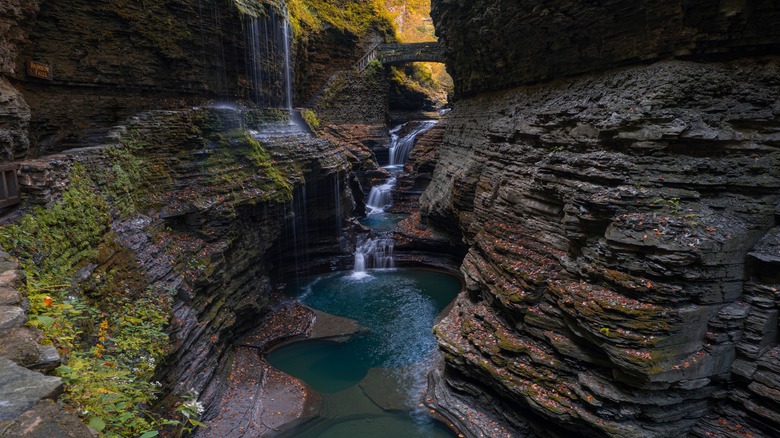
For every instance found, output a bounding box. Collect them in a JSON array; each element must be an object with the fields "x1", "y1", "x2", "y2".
[
  {"x1": 196, "y1": 300, "x2": 320, "y2": 437},
  {"x1": 420, "y1": 57, "x2": 780, "y2": 437}
]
